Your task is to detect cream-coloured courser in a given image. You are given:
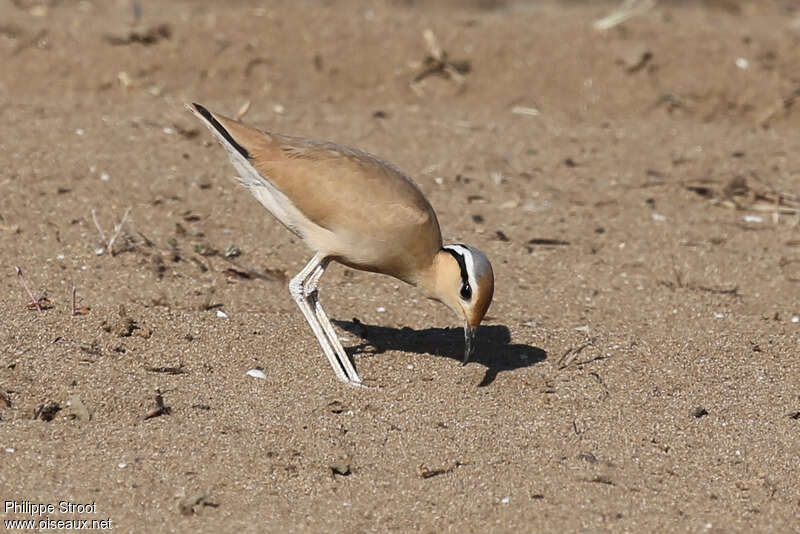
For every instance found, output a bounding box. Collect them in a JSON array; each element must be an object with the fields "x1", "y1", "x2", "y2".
[{"x1": 189, "y1": 103, "x2": 494, "y2": 386}]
